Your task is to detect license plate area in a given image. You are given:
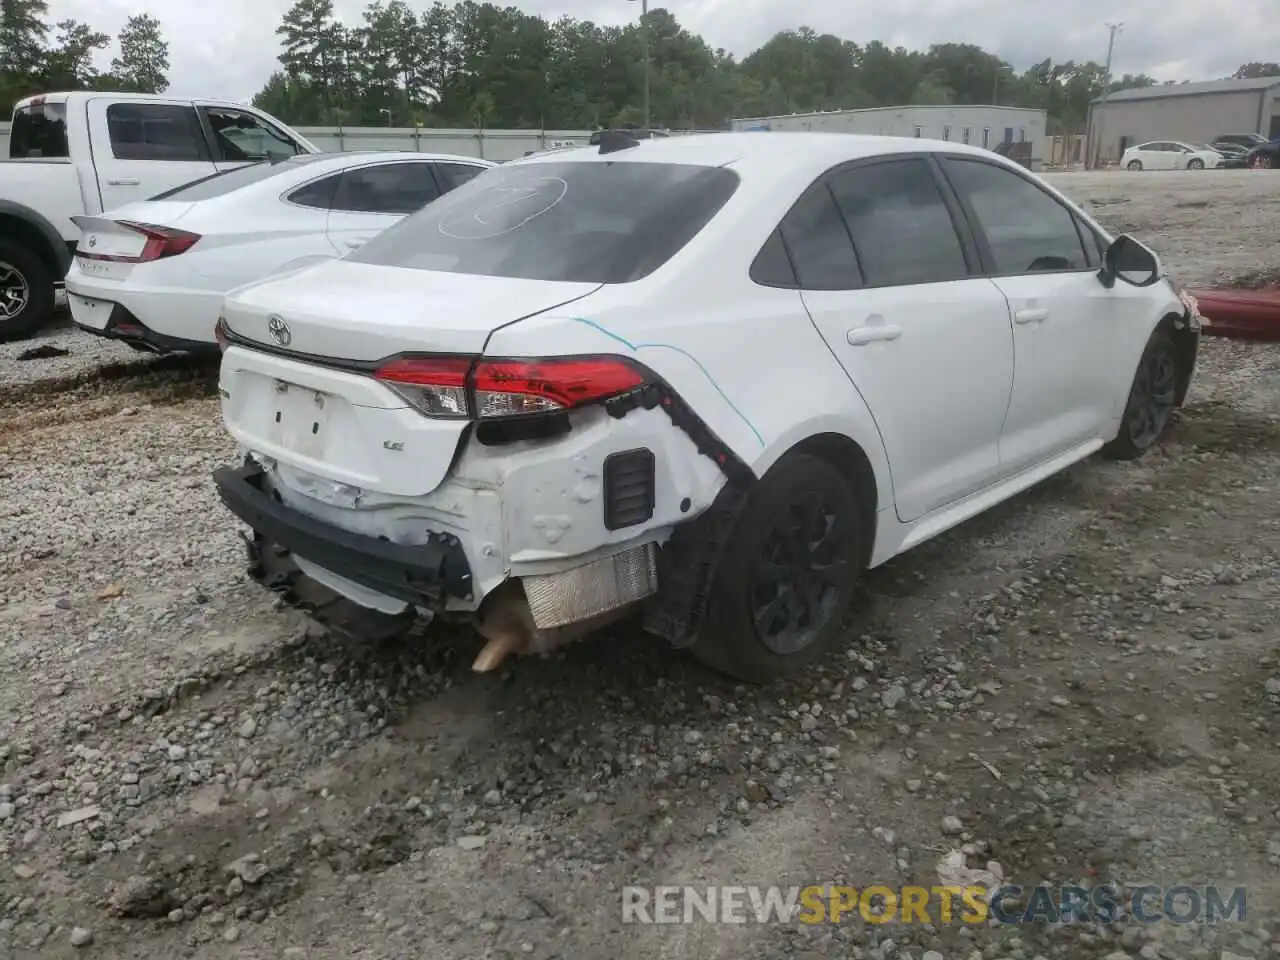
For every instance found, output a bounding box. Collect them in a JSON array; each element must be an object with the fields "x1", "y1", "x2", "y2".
[
  {"x1": 68, "y1": 293, "x2": 115, "y2": 329},
  {"x1": 268, "y1": 380, "x2": 333, "y2": 459}
]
